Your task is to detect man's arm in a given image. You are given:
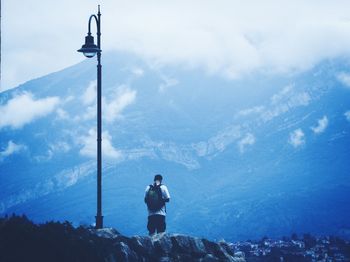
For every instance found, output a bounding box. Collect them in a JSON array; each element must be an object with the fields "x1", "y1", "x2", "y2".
[
  {"x1": 144, "y1": 186, "x2": 150, "y2": 203},
  {"x1": 161, "y1": 185, "x2": 170, "y2": 203}
]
